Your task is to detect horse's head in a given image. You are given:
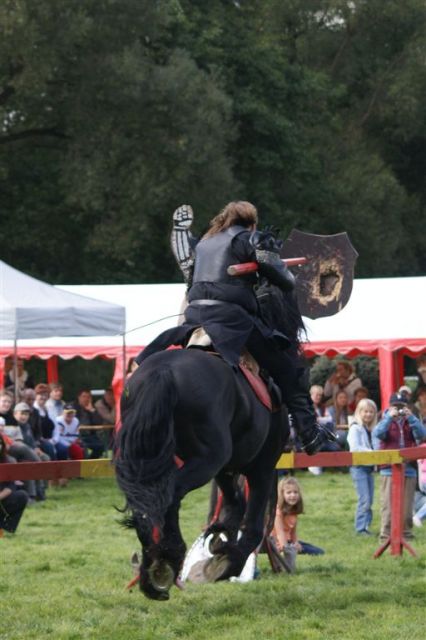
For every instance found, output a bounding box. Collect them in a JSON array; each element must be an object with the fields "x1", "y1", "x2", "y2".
[{"x1": 132, "y1": 516, "x2": 186, "y2": 601}]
